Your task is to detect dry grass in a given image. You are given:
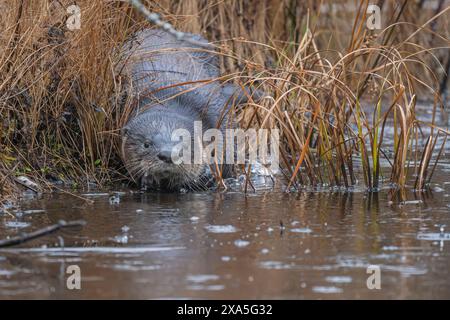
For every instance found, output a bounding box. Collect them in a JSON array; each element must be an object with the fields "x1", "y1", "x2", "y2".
[{"x1": 0, "y1": 0, "x2": 449, "y2": 204}]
